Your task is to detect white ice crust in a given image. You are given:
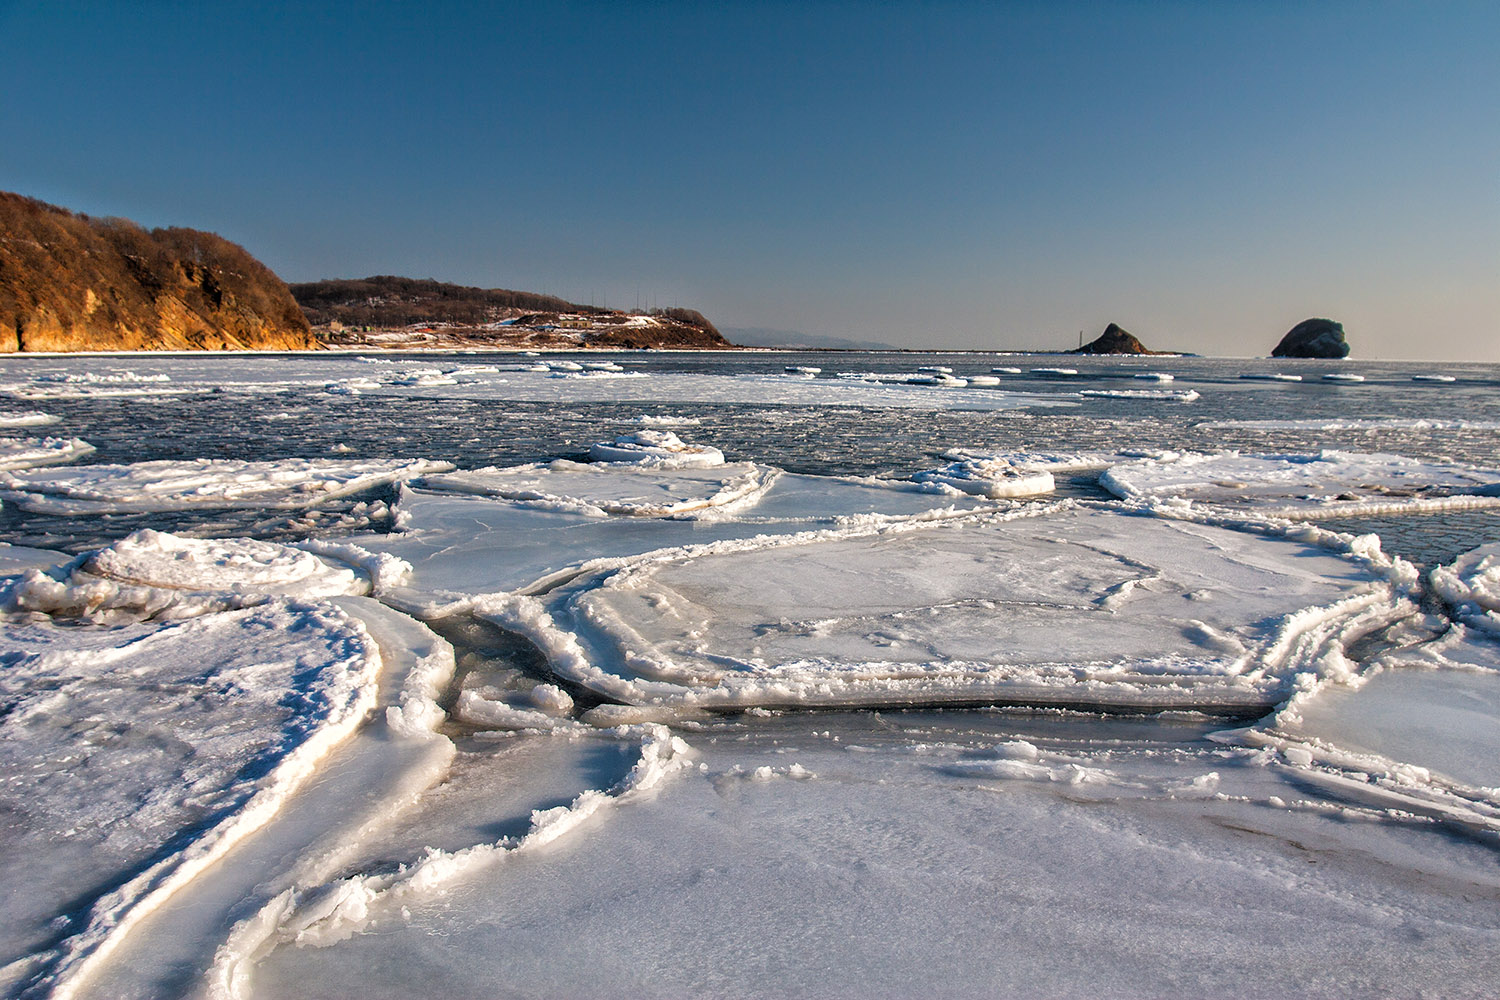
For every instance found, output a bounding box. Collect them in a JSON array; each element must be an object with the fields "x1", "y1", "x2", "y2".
[
  {"x1": 482, "y1": 504, "x2": 1411, "y2": 713},
  {"x1": 84, "y1": 530, "x2": 360, "y2": 594},
  {"x1": 1101, "y1": 450, "x2": 1500, "y2": 518},
  {"x1": 0, "y1": 600, "x2": 382, "y2": 997},
  {"x1": 587, "y1": 430, "x2": 725, "y2": 468},
  {"x1": 1430, "y1": 543, "x2": 1500, "y2": 629},
  {"x1": 419, "y1": 460, "x2": 776, "y2": 518},
  {"x1": 910, "y1": 455, "x2": 1055, "y2": 498},
  {"x1": 0, "y1": 436, "x2": 96, "y2": 471},
  {"x1": 0, "y1": 411, "x2": 60, "y2": 427},
  {"x1": 0, "y1": 457, "x2": 452, "y2": 514}
]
